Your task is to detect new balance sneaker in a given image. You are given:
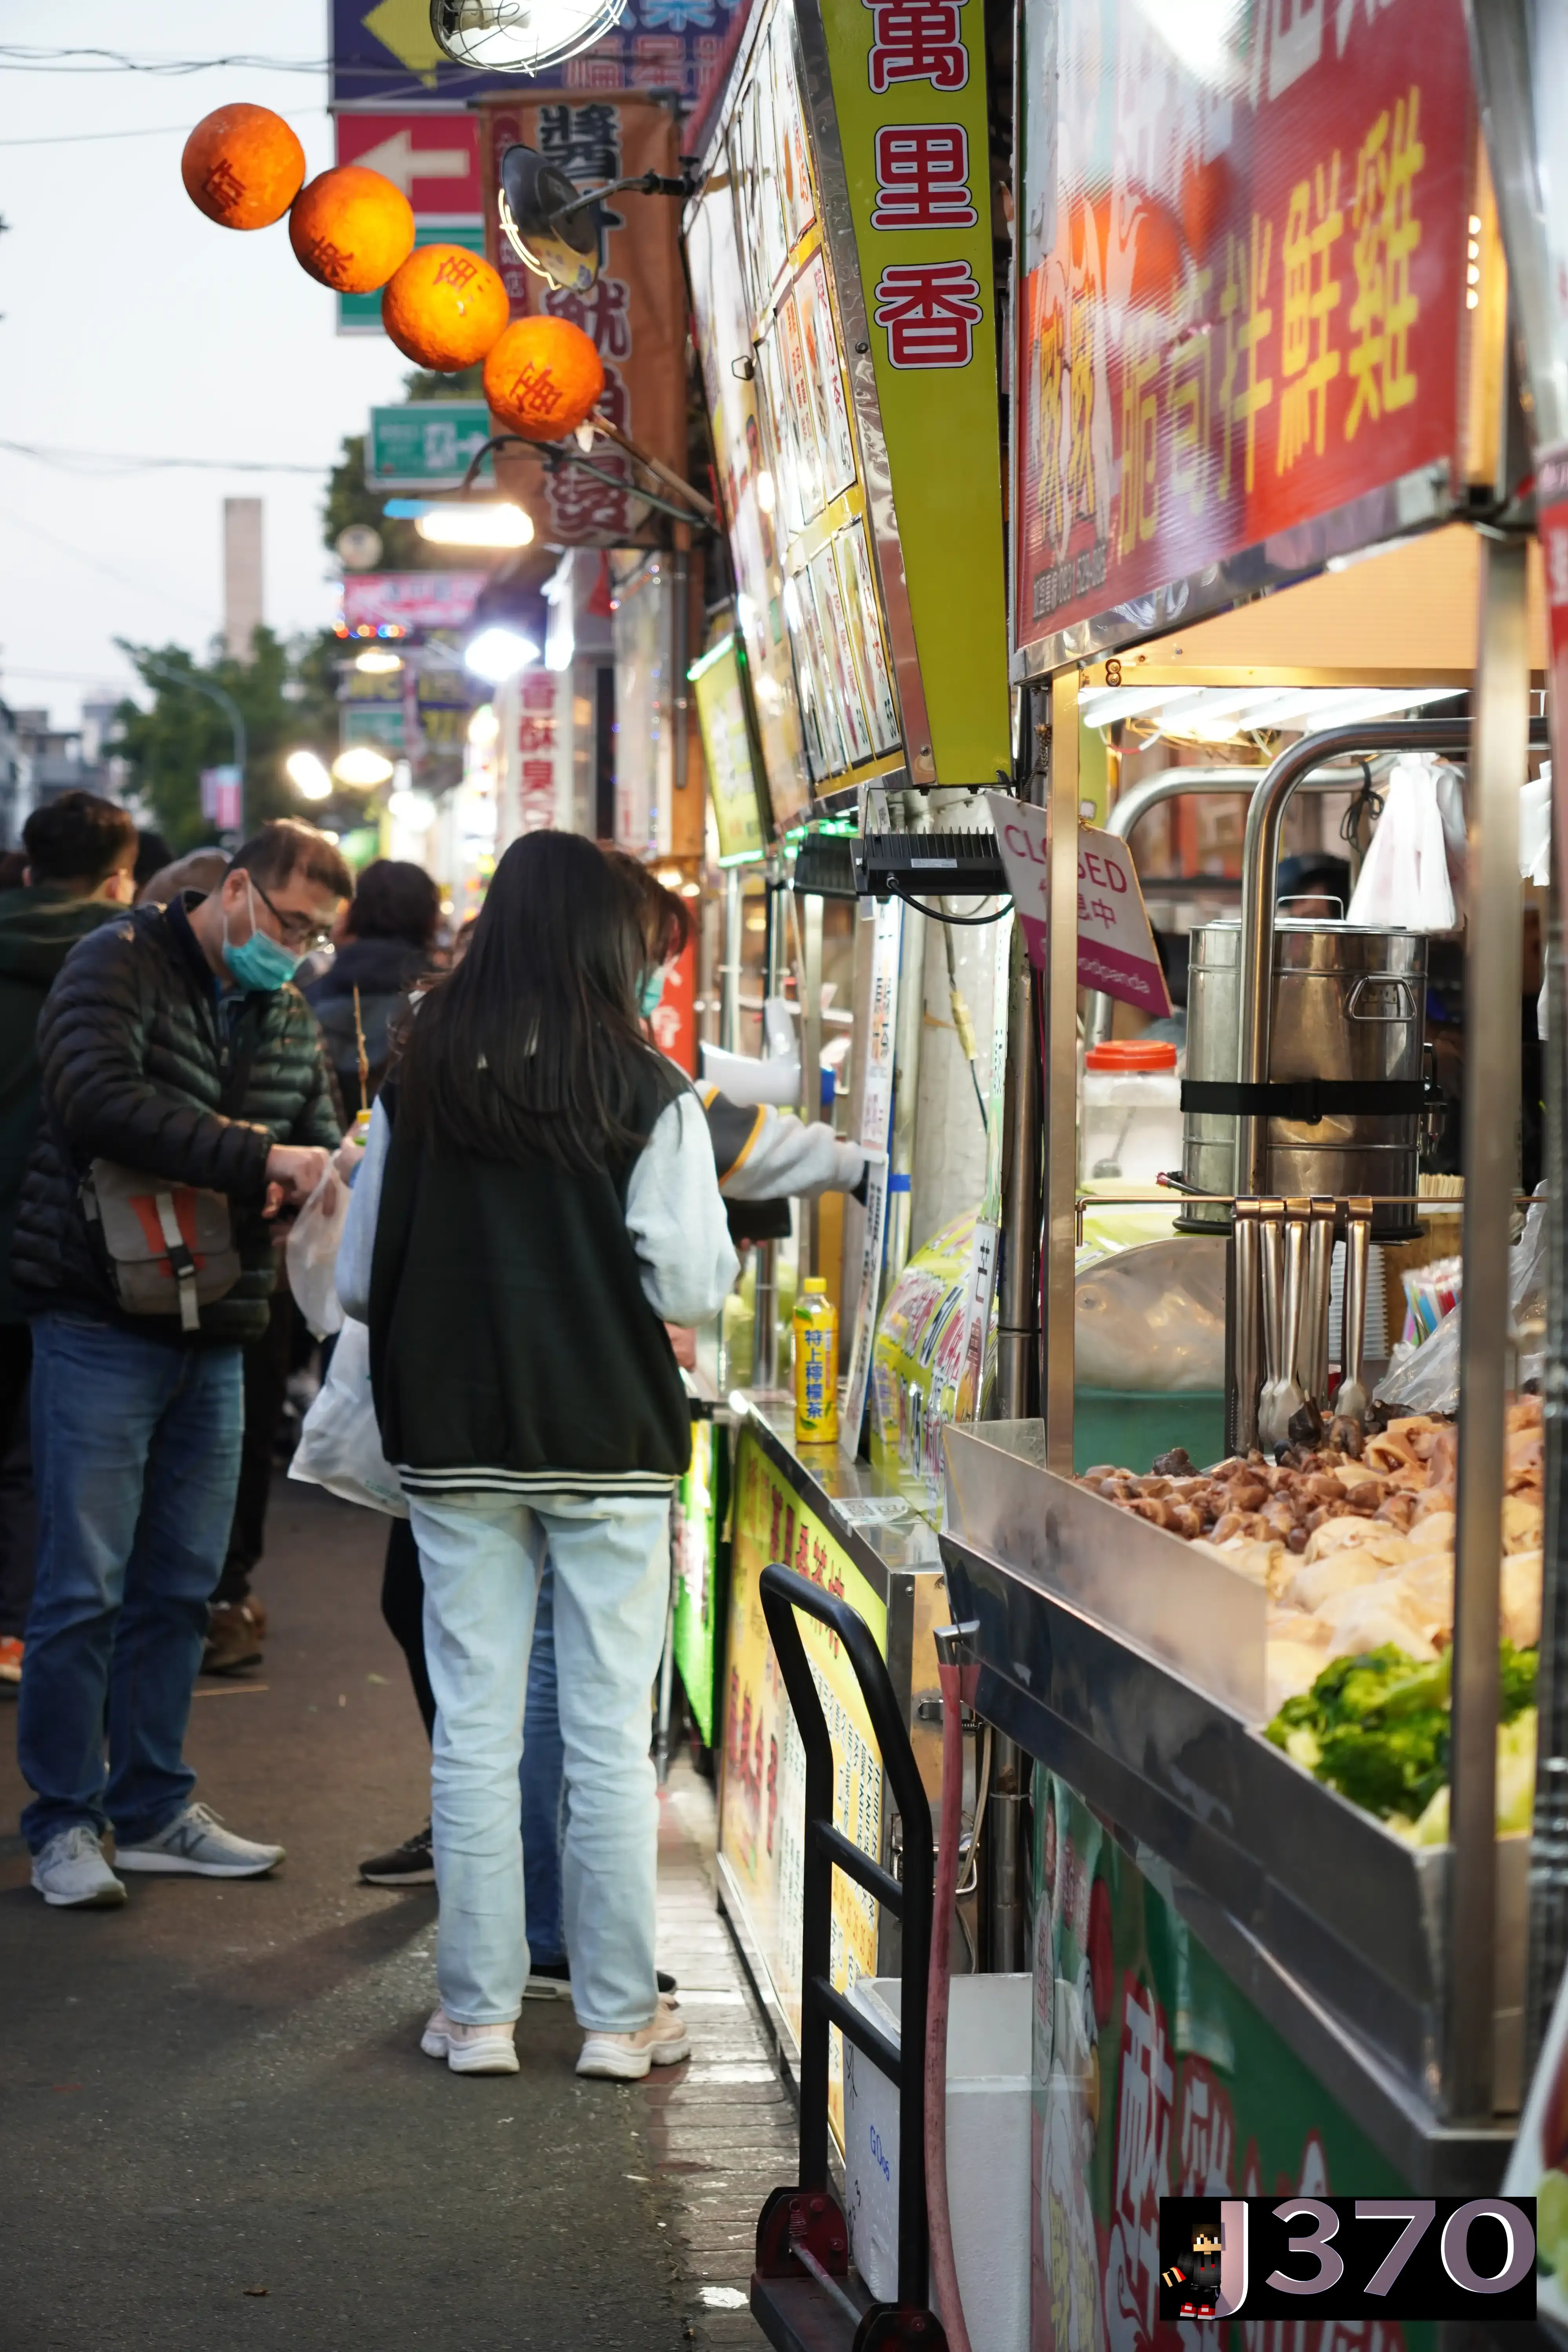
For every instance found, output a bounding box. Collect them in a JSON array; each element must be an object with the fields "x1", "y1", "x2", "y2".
[
  {"x1": 576, "y1": 2007, "x2": 692, "y2": 2081},
  {"x1": 114, "y1": 1802, "x2": 283, "y2": 1878},
  {"x1": 0, "y1": 1634, "x2": 22, "y2": 1688},
  {"x1": 525, "y1": 1956, "x2": 680, "y2": 2001},
  {"x1": 31, "y1": 1825, "x2": 127, "y2": 1909},
  {"x1": 420, "y1": 2005, "x2": 519, "y2": 2075},
  {"x1": 359, "y1": 1822, "x2": 434, "y2": 1887}
]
